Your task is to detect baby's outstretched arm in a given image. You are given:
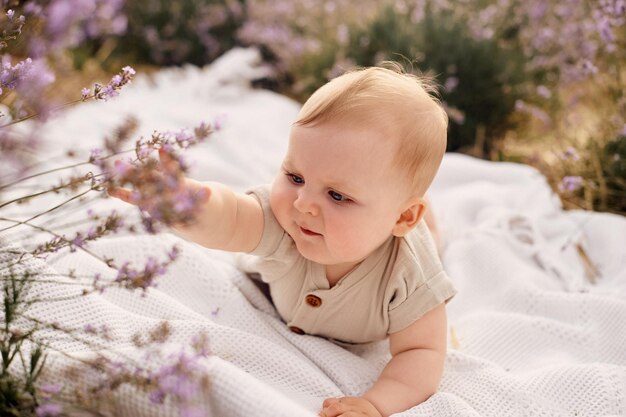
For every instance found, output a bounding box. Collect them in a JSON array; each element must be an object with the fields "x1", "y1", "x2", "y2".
[
  {"x1": 109, "y1": 148, "x2": 264, "y2": 253},
  {"x1": 321, "y1": 303, "x2": 447, "y2": 417}
]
